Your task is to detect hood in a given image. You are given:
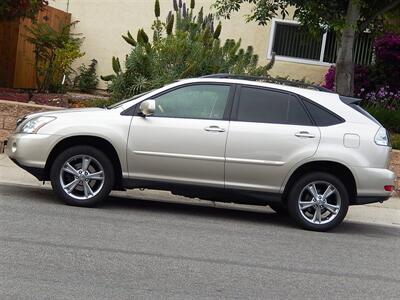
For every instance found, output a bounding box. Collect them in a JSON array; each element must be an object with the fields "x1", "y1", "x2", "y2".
[
  {"x1": 26, "y1": 107, "x2": 104, "y2": 119},
  {"x1": 16, "y1": 107, "x2": 106, "y2": 129}
]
